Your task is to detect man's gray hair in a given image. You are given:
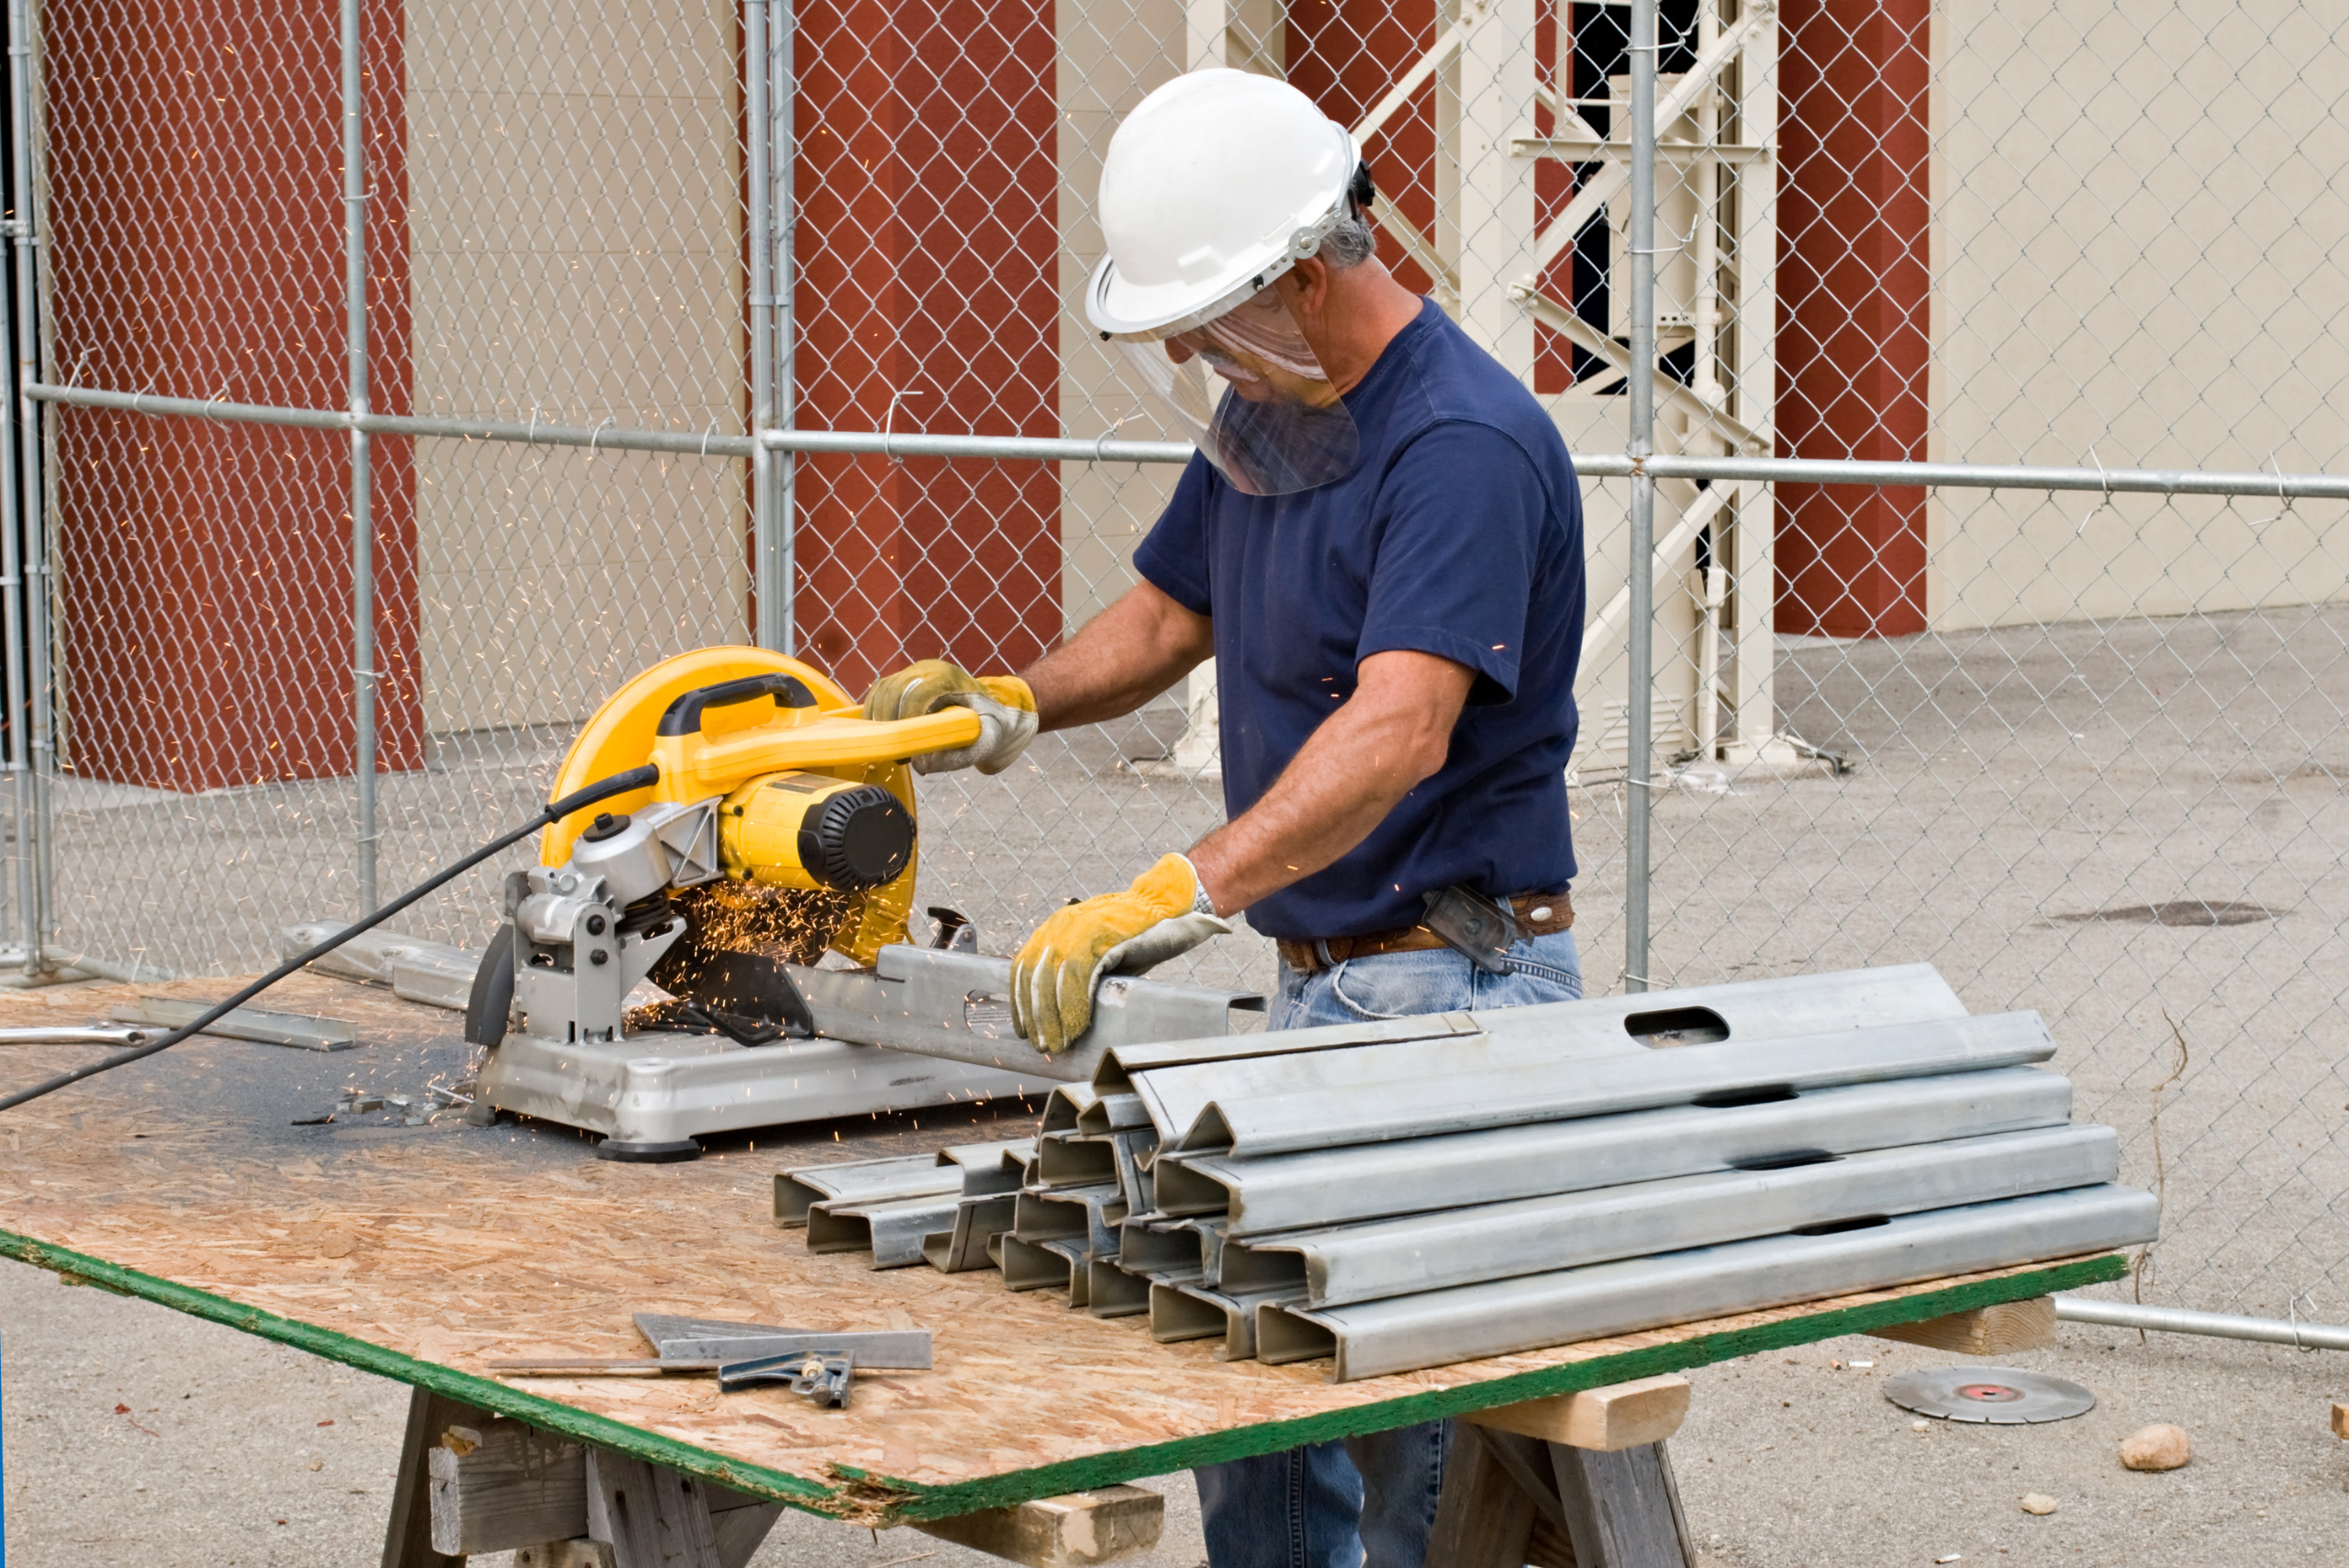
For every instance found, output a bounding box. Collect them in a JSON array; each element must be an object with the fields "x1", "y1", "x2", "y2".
[{"x1": 1319, "y1": 211, "x2": 1378, "y2": 271}]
